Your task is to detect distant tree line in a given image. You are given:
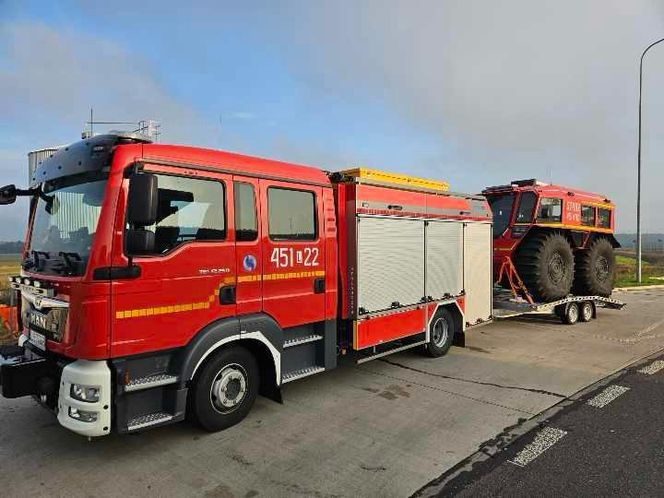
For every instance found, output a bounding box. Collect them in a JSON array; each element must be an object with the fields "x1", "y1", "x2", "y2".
[
  {"x1": 0, "y1": 241, "x2": 23, "y2": 254},
  {"x1": 614, "y1": 234, "x2": 664, "y2": 251}
]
